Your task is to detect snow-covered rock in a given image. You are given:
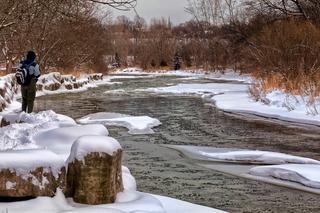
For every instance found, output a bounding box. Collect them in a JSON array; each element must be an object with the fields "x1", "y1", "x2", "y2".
[
  {"x1": 0, "y1": 74, "x2": 18, "y2": 112},
  {"x1": 36, "y1": 72, "x2": 104, "y2": 96},
  {"x1": 0, "y1": 149, "x2": 66, "y2": 197},
  {"x1": 79, "y1": 112, "x2": 161, "y2": 135}
]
